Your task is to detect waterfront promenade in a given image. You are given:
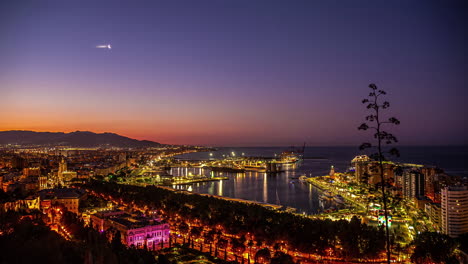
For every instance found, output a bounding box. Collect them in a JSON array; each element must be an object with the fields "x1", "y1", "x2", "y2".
[{"x1": 306, "y1": 176, "x2": 367, "y2": 211}]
